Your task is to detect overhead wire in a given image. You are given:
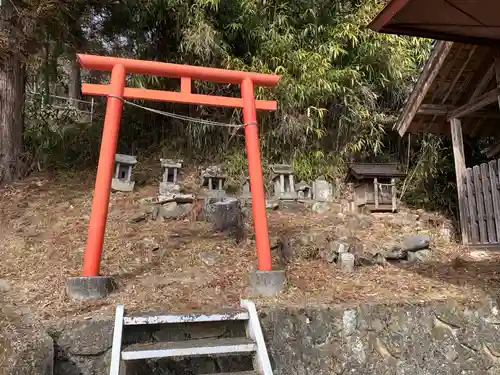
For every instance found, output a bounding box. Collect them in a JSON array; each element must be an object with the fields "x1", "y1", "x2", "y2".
[{"x1": 107, "y1": 94, "x2": 245, "y2": 129}]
